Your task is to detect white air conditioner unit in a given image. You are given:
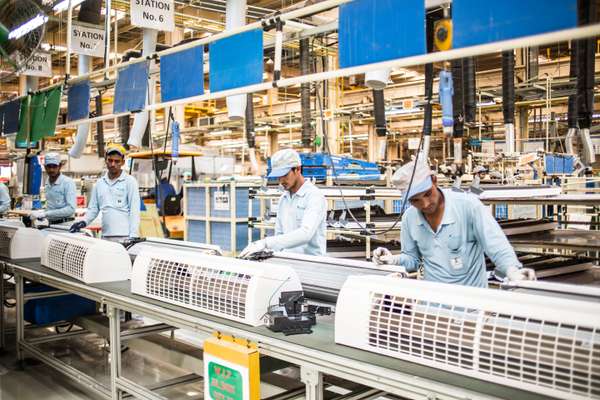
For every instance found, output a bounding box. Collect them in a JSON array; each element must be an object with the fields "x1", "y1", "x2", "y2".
[
  {"x1": 0, "y1": 222, "x2": 44, "y2": 260},
  {"x1": 335, "y1": 276, "x2": 600, "y2": 400},
  {"x1": 41, "y1": 233, "x2": 132, "y2": 283},
  {"x1": 132, "y1": 248, "x2": 303, "y2": 326}
]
